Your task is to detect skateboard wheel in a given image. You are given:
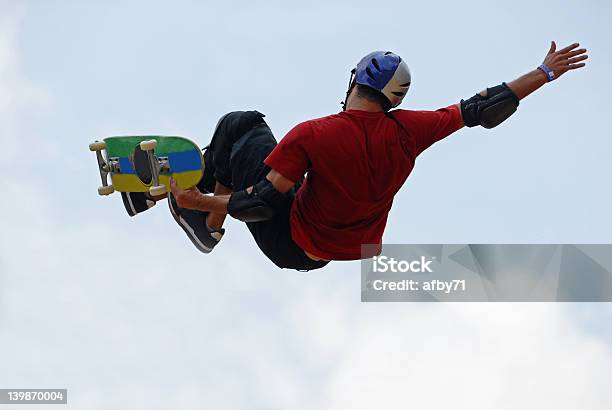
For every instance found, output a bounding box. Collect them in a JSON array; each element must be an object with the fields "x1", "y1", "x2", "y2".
[
  {"x1": 98, "y1": 185, "x2": 115, "y2": 196},
  {"x1": 149, "y1": 184, "x2": 166, "y2": 196},
  {"x1": 140, "y1": 139, "x2": 157, "y2": 151},
  {"x1": 89, "y1": 141, "x2": 106, "y2": 151}
]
